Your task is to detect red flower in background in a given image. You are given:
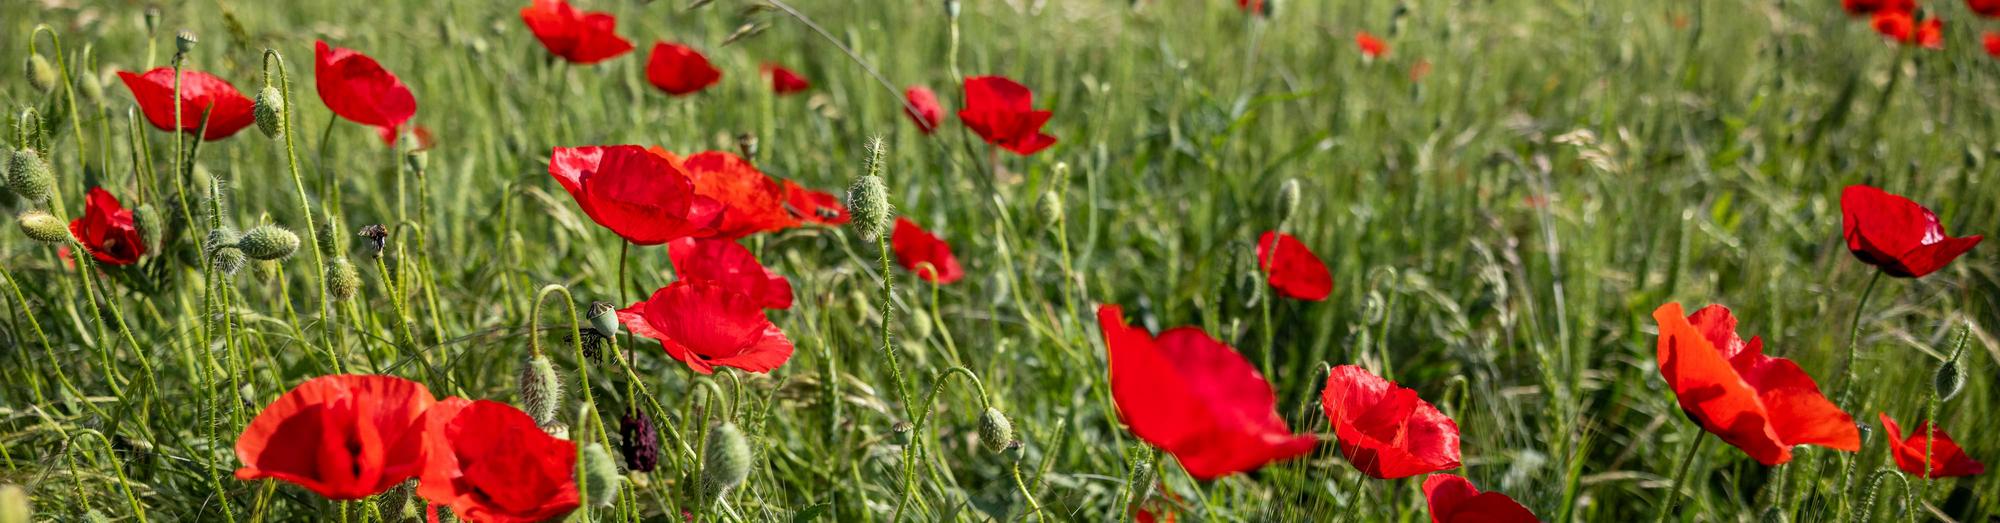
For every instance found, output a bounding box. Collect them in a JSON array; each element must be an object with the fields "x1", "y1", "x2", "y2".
[
  {"x1": 520, "y1": 0, "x2": 634, "y2": 64},
  {"x1": 620, "y1": 280, "x2": 795, "y2": 374},
  {"x1": 1257, "y1": 231, "x2": 1332, "y2": 301},
  {"x1": 1321, "y1": 365, "x2": 1461, "y2": 479},
  {"x1": 959, "y1": 76, "x2": 1057, "y2": 156},
  {"x1": 1986, "y1": 32, "x2": 2000, "y2": 58},
  {"x1": 419, "y1": 399, "x2": 580, "y2": 523},
  {"x1": 1843, "y1": 0, "x2": 1915, "y2": 15},
  {"x1": 903, "y1": 86, "x2": 944, "y2": 134},
  {"x1": 891, "y1": 218, "x2": 964, "y2": 284},
  {"x1": 645, "y1": 42, "x2": 721, "y2": 96},
  {"x1": 1422, "y1": 474, "x2": 1539, "y2": 523},
  {"x1": 235, "y1": 375, "x2": 436, "y2": 500},
  {"x1": 781, "y1": 180, "x2": 850, "y2": 225},
  {"x1": 548, "y1": 145, "x2": 723, "y2": 245},
  {"x1": 1871, "y1": 10, "x2": 1943, "y2": 49},
  {"x1": 1099, "y1": 306, "x2": 1317, "y2": 479},
  {"x1": 1356, "y1": 32, "x2": 1388, "y2": 59},
  {"x1": 1652, "y1": 303, "x2": 1859, "y2": 465},
  {"x1": 1841, "y1": 185, "x2": 1982, "y2": 278},
  {"x1": 1975, "y1": 0, "x2": 2000, "y2": 16},
  {"x1": 1878, "y1": 413, "x2": 1986, "y2": 478},
  {"x1": 117, "y1": 68, "x2": 255, "y2": 140},
  {"x1": 668, "y1": 237, "x2": 793, "y2": 310},
  {"x1": 315, "y1": 41, "x2": 417, "y2": 145},
  {"x1": 764, "y1": 64, "x2": 810, "y2": 94},
  {"x1": 1237, "y1": 0, "x2": 1267, "y2": 14},
  {"x1": 68, "y1": 187, "x2": 146, "y2": 266},
  {"x1": 662, "y1": 150, "x2": 800, "y2": 239}
]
